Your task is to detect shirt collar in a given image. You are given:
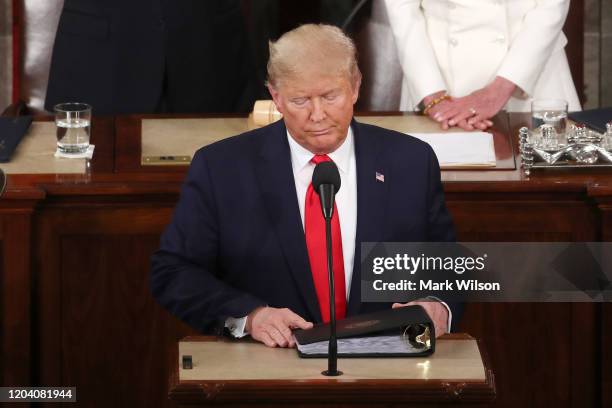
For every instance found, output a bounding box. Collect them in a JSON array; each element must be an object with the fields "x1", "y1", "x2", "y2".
[{"x1": 286, "y1": 127, "x2": 353, "y2": 175}]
